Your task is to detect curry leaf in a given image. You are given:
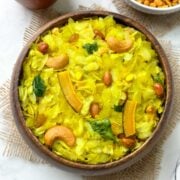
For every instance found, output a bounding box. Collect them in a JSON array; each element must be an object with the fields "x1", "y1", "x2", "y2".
[
  {"x1": 113, "y1": 105, "x2": 124, "y2": 112},
  {"x1": 152, "y1": 74, "x2": 163, "y2": 84},
  {"x1": 83, "y1": 42, "x2": 98, "y2": 54},
  {"x1": 33, "y1": 75, "x2": 46, "y2": 97},
  {"x1": 89, "y1": 119, "x2": 116, "y2": 141}
]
